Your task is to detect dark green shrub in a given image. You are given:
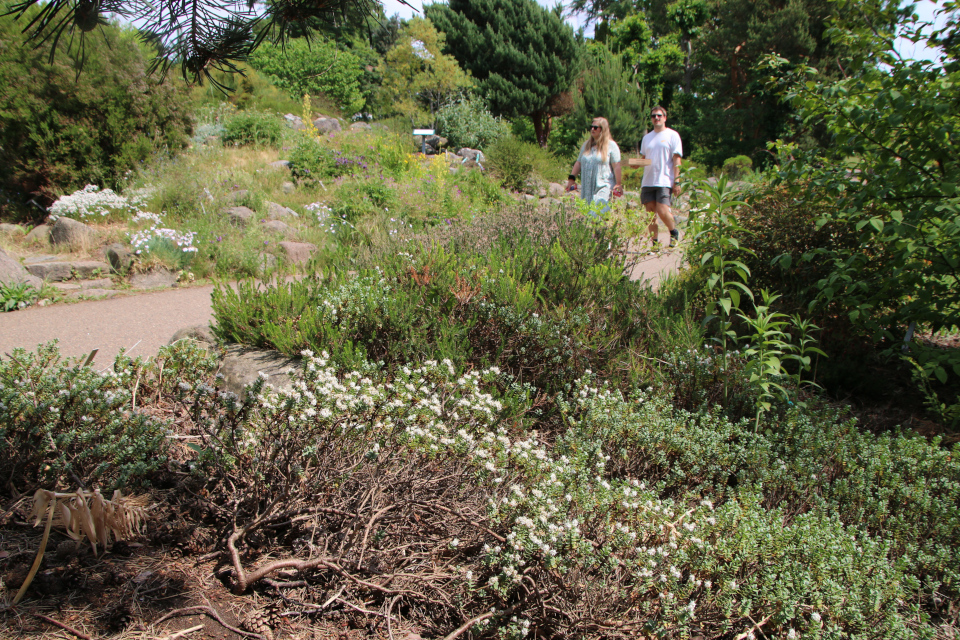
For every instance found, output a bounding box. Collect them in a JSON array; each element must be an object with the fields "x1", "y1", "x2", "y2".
[
  {"x1": 221, "y1": 111, "x2": 284, "y2": 147},
  {"x1": 722, "y1": 154, "x2": 753, "y2": 179},
  {"x1": 0, "y1": 14, "x2": 191, "y2": 210},
  {"x1": 486, "y1": 137, "x2": 535, "y2": 191}
]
